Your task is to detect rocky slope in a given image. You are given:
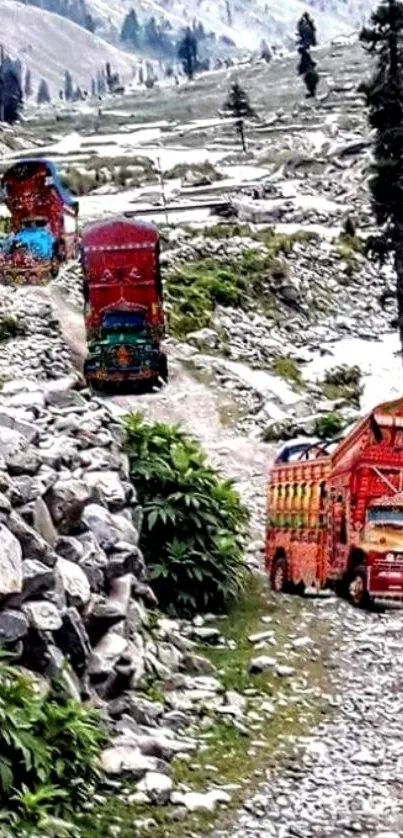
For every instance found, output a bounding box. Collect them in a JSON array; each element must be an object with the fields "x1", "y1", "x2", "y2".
[{"x1": 2, "y1": 32, "x2": 403, "y2": 835}]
